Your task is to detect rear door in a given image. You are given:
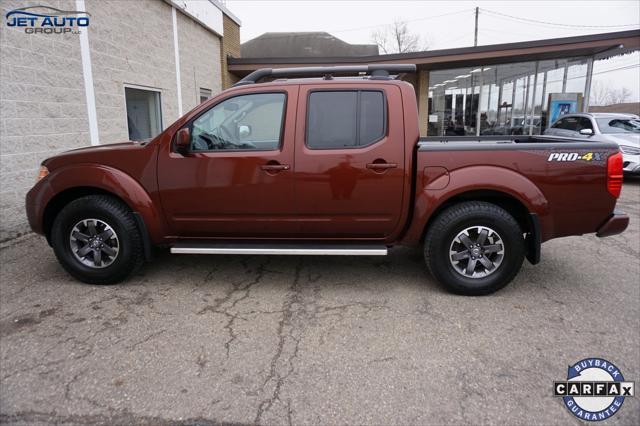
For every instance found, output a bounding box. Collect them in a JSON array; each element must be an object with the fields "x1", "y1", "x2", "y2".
[{"x1": 293, "y1": 83, "x2": 405, "y2": 238}]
